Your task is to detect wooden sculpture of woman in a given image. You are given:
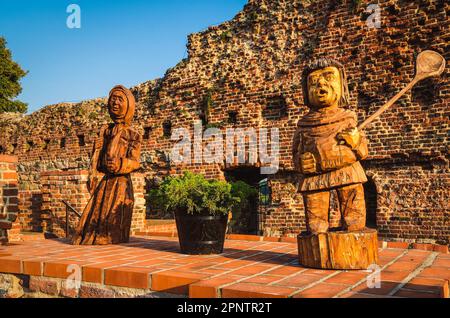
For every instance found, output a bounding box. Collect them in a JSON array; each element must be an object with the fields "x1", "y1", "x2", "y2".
[{"x1": 72, "y1": 85, "x2": 141, "y2": 245}]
